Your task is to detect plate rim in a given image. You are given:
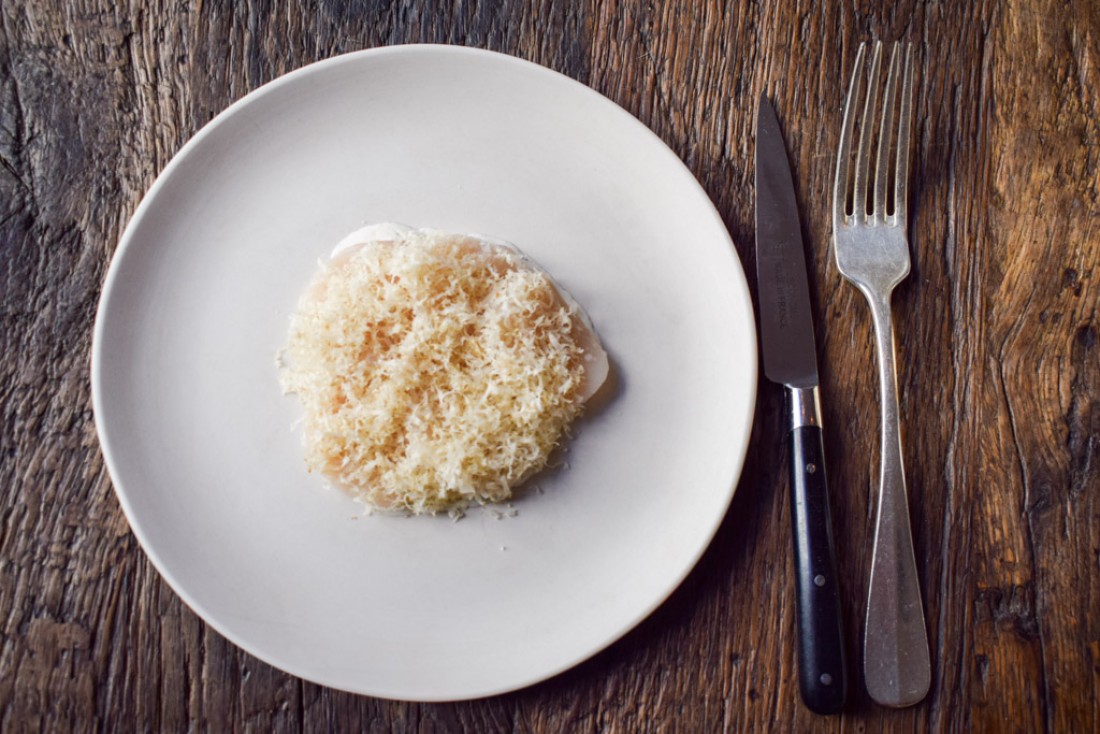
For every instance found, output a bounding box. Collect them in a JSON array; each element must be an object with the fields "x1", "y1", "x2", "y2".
[{"x1": 91, "y1": 43, "x2": 758, "y2": 701}]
